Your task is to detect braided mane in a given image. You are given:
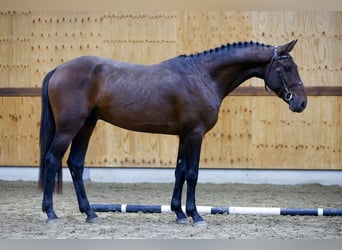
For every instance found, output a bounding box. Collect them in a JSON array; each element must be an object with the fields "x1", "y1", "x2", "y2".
[{"x1": 180, "y1": 41, "x2": 272, "y2": 58}]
